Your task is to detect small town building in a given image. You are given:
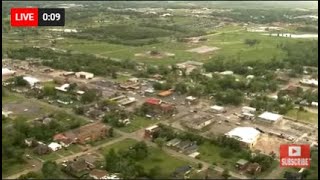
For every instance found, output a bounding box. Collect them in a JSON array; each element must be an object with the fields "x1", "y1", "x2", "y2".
[
  {"x1": 64, "y1": 158, "x2": 94, "y2": 178},
  {"x1": 63, "y1": 72, "x2": 75, "y2": 76},
  {"x1": 235, "y1": 159, "x2": 249, "y2": 170},
  {"x1": 258, "y1": 111, "x2": 282, "y2": 123},
  {"x1": 55, "y1": 83, "x2": 70, "y2": 92},
  {"x1": 75, "y1": 72, "x2": 94, "y2": 79},
  {"x1": 34, "y1": 144, "x2": 52, "y2": 155},
  {"x1": 48, "y1": 142, "x2": 62, "y2": 151},
  {"x1": 242, "y1": 106, "x2": 256, "y2": 114},
  {"x1": 225, "y1": 127, "x2": 261, "y2": 148},
  {"x1": 166, "y1": 138, "x2": 182, "y2": 147},
  {"x1": 210, "y1": 105, "x2": 226, "y2": 113},
  {"x1": 172, "y1": 165, "x2": 192, "y2": 178},
  {"x1": 144, "y1": 125, "x2": 160, "y2": 139},
  {"x1": 2, "y1": 68, "x2": 16, "y2": 76},
  {"x1": 23, "y1": 76, "x2": 40, "y2": 87},
  {"x1": 89, "y1": 169, "x2": 109, "y2": 179},
  {"x1": 311, "y1": 102, "x2": 318, "y2": 107},
  {"x1": 299, "y1": 78, "x2": 318, "y2": 87}
]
